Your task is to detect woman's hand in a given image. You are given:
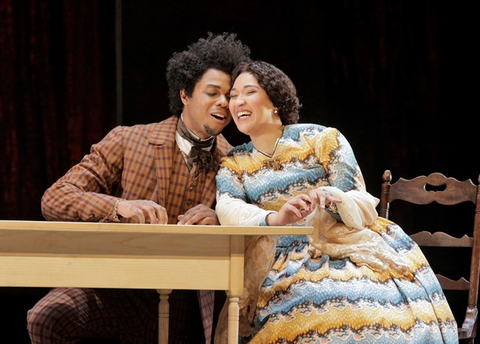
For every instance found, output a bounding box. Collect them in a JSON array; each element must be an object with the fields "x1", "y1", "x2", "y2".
[
  {"x1": 307, "y1": 187, "x2": 343, "y2": 209},
  {"x1": 266, "y1": 188, "x2": 343, "y2": 226},
  {"x1": 266, "y1": 194, "x2": 313, "y2": 226}
]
